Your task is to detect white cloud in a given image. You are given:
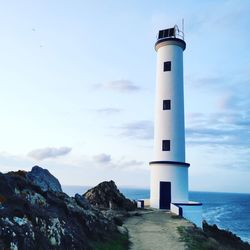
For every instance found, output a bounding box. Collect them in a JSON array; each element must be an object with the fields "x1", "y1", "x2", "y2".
[
  {"x1": 28, "y1": 147, "x2": 72, "y2": 160},
  {"x1": 93, "y1": 153, "x2": 111, "y2": 164},
  {"x1": 117, "y1": 159, "x2": 144, "y2": 169},
  {"x1": 95, "y1": 108, "x2": 121, "y2": 115},
  {"x1": 119, "y1": 120, "x2": 154, "y2": 140},
  {"x1": 95, "y1": 80, "x2": 140, "y2": 92},
  {"x1": 93, "y1": 153, "x2": 144, "y2": 170},
  {"x1": 186, "y1": 111, "x2": 250, "y2": 148}
]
